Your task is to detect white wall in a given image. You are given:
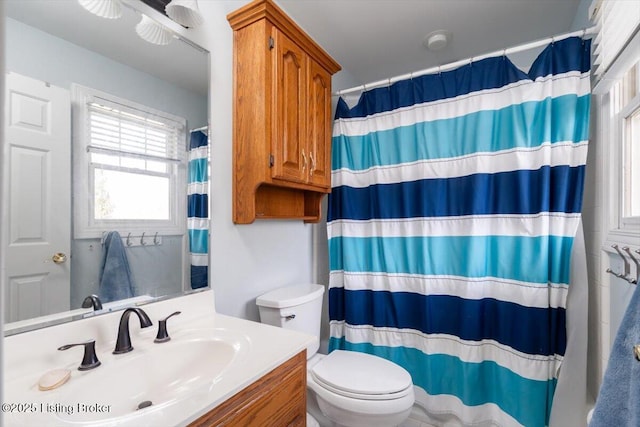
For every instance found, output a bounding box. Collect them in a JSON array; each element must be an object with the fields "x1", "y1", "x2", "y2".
[
  {"x1": 192, "y1": 1, "x2": 319, "y2": 321},
  {"x1": 561, "y1": 0, "x2": 607, "y2": 404},
  {"x1": 5, "y1": 18, "x2": 207, "y2": 128},
  {"x1": 582, "y1": 89, "x2": 605, "y2": 403}
]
